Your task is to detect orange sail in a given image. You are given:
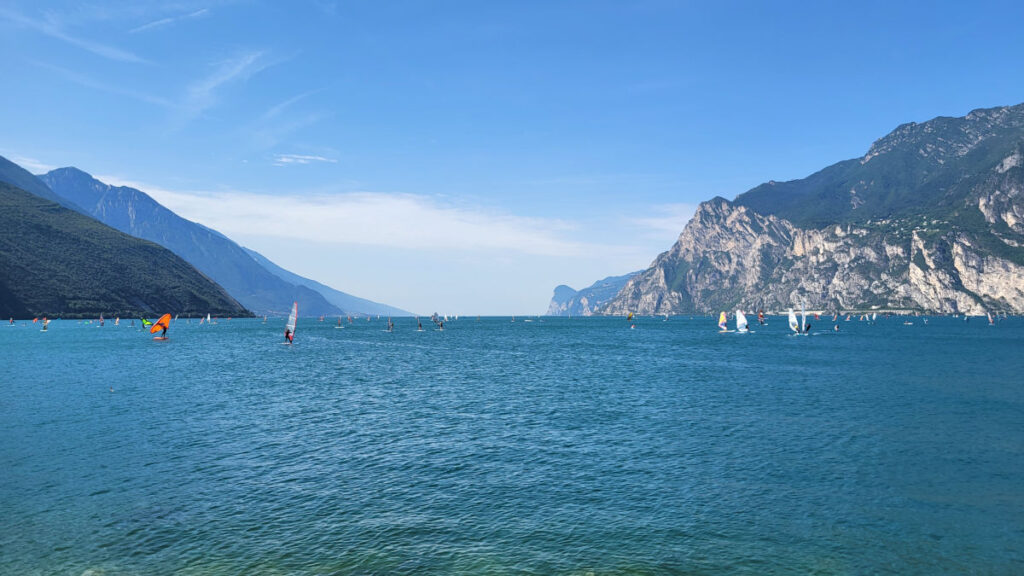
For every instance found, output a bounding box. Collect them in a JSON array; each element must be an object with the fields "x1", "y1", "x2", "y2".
[{"x1": 150, "y1": 313, "x2": 172, "y2": 334}]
